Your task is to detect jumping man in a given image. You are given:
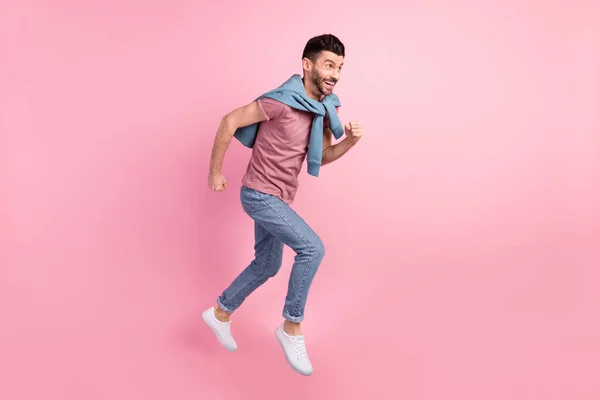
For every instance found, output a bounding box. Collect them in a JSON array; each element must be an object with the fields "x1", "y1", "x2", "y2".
[{"x1": 203, "y1": 34, "x2": 363, "y2": 376}]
